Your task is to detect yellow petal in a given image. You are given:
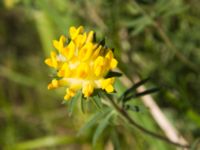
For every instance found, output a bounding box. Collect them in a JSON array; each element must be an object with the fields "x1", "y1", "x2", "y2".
[
  {"x1": 101, "y1": 77, "x2": 115, "y2": 93},
  {"x1": 57, "y1": 63, "x2": 71, "y2": 77},
  {"x1": 82, "y1": 83, "x2": 94, "y2": 97},
  {"x1": 105, "y1": 50, "x2": 113, "y2": 59},
  {"x1": 76, "y1": 63, "x2": 89, "y2": 78},
  {"x1": 47, "y1": 79, "x2": 59, "y2": 89},
  {"x1": 67, "y1": 41, "x2": 75, "y2": 59},
  {"x1": 45, "y1": 51, "x2": 58, "y2": 68},
  {"x1": 105, "y1": 84, "x2": 114, "y2": 93},
  {"x1": 53, "y1": 40, "x2": 60, "y2": 50},
  {"x1": 69, "y1": 26, "x2": 84, "y2": 40},
  {"x1": 64, "y1": 88, "x2": 76, "y2": 100},
  {"x1": 74, "y1": 33, "x2": 87, "y2": 48},
  {"x1": 94, "y1": 67, "x2": 102, "y2": 77},
  {"x1": 110, "y1": 58, "x2": 118, "y2": 69},
  {"x1": 58, "y1": 79, "x2": 68, "y2": 86},
  {"x1": 44, "y1": 58, "x2": 53, "y2": 67},
  {"x1": 79, "y1": 42, "x2": 94, "y2": 61},
  {"x1": 59, "y1": 35, "x2": 66, "y2": 43},
  {"x1": 92, "y1": 45, "x2": 102, "y2": 59},
  {"x1": 86, "y1": 31, "x2": 94, "y2": 43},
  {"x1": 53, "y1": 35, "x2": 66, "y2": 53},
  {"x1": 52, "y1": 79, "x2": 58, "y2": 87},
  {"x1": 94, "y1": 56, "x2": 105, "y2": 76},
  {"x1": 51, "y1": 52, "x2": 58, "y2": 68}
]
